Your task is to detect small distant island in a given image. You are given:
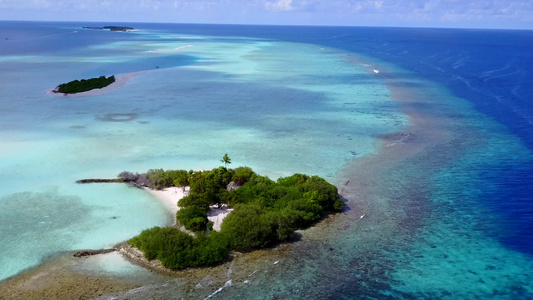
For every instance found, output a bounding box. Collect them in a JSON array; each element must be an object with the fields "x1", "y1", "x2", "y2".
[
  {"x1": 83, "y1": 26, "x2": 134, "y2": 32},
  {"x1": 78, "y1": 155, "x2": 345, "y2": 270},
  {"x1": 53, "y1": 75, "x2": 115, "y2": 94}
]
